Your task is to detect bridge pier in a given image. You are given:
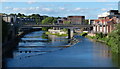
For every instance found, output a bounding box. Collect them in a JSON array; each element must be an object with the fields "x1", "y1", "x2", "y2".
[{"x1": 68, "y1": 28, "x2": 74, "y2": 39}]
